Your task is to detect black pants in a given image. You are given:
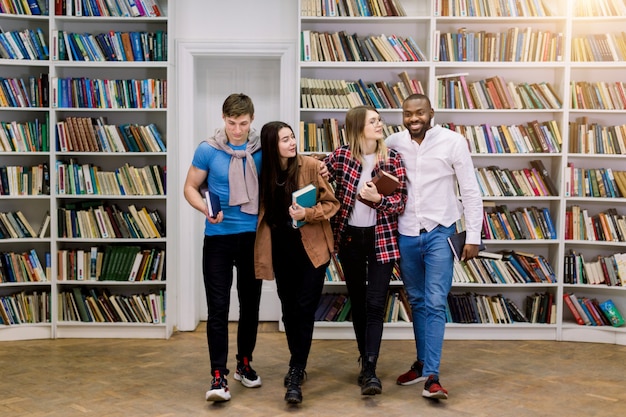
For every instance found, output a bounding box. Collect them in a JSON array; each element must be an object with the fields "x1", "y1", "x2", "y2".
[
  {"x1": 272, "y1": 225, "x2": 327, "y2": 370},
  {"x1": 203, "y1": 232, "x2": 262, "y2": 376},
  {"x1": 339, "y1": 225, "x2": 394, "y2": 359}
]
